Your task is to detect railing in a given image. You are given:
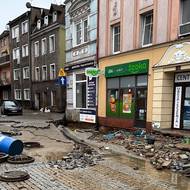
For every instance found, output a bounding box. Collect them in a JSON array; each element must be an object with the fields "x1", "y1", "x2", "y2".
[
  {"x1": 0, "y1": 79, "x2": 11, "y2": 86},
  {"x1": 0, "y1": 55, "x2": 10, "y2": 64}
]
